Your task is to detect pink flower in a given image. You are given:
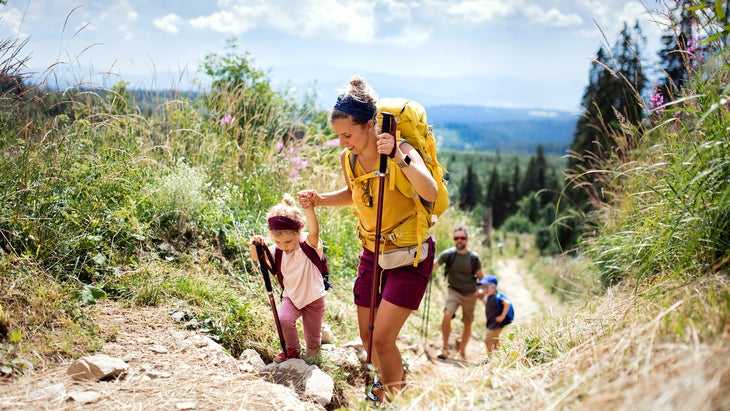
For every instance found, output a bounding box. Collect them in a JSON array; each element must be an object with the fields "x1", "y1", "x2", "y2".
[
  {"x1": 219, "y1": 114, "x2": 232, "y2": 126},
  {"x1": 325, "y1": 138, "x2": 340, "y2": 147},
  {"x1": 649, "y1": 87, "x2": 664, "y2": 116},
  {"x1": 277, "y1": 142, "x2": 284, "y2": 151}
]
